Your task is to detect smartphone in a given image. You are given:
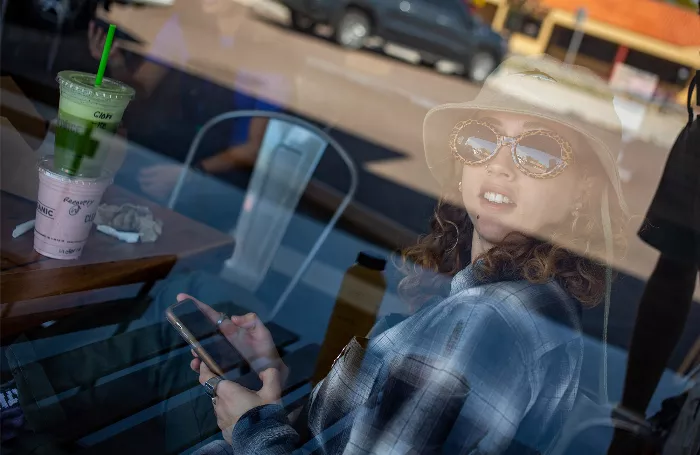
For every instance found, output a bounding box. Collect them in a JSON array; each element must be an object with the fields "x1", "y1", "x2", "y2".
[{"x1": 166, "y1": 298, "x2": 241, "y2": 377}]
